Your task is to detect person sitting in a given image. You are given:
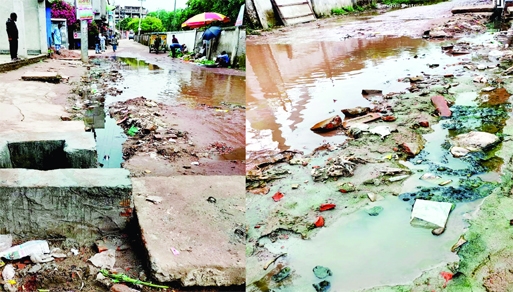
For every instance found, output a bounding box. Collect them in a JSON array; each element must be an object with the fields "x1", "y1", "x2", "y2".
[
  {"x1": 181, "y1": 44, "x2": 188, "y2": 54},
  {"x1": 216, "y1": 51, "x2": 230, "y2": 67}
]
